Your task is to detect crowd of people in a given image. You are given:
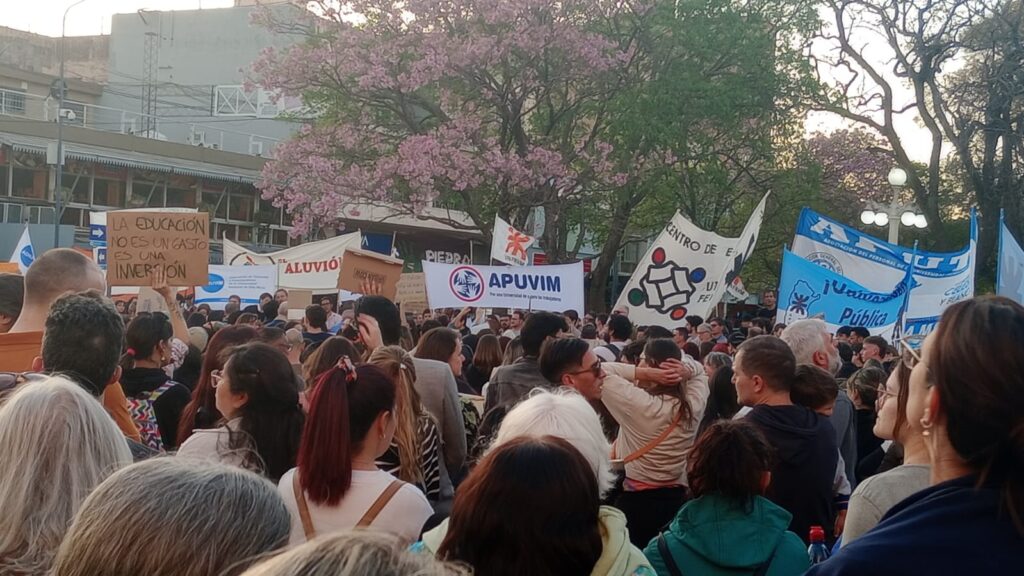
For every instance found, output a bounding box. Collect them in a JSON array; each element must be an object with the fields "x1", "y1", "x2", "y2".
[{"x1": 0, "y1": 249, "x2": 1022, "y2": 575}]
